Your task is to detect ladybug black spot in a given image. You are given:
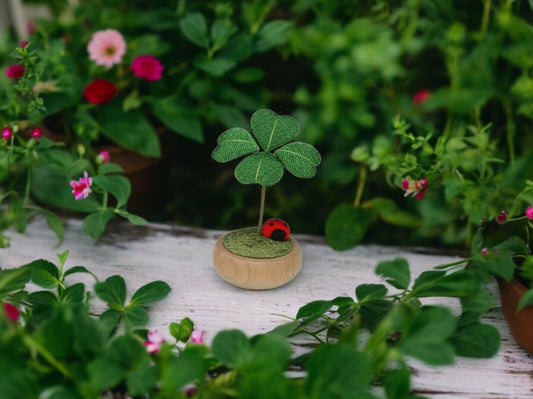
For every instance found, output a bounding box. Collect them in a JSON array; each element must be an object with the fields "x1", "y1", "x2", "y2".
[{"x1": 270, "y1": 229, "x2": 287, "y2": 242}]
